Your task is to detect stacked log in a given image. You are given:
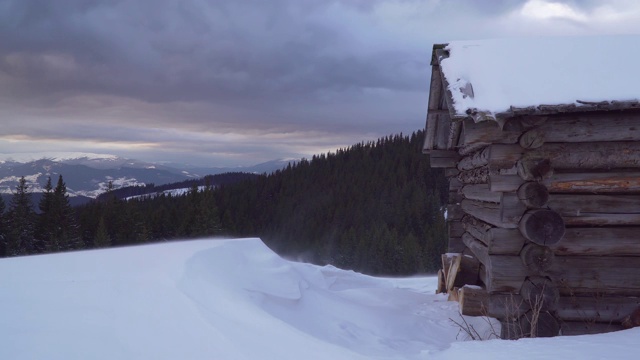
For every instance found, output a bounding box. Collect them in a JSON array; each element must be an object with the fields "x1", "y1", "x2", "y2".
[{"x1": 432, "y1": 111, "x2": 640, "y2": 338}]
